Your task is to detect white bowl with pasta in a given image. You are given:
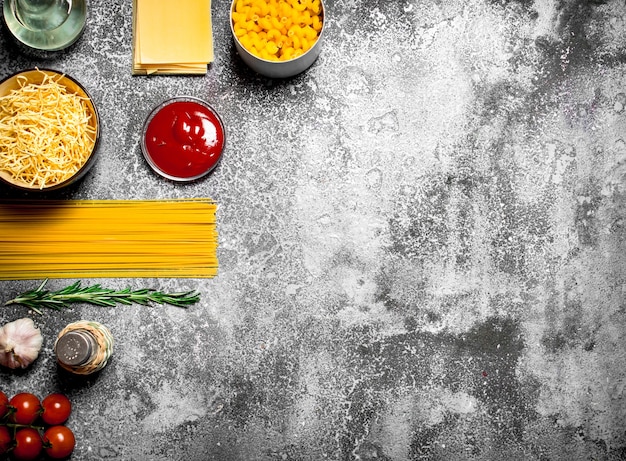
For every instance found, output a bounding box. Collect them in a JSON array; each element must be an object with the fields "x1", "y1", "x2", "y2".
[
  {"x1": 0, "y1": 68, "x2": 100, "y2": 191},
  {"x1": 230, "y1": 0, "x2": 326, "y2": 78}
]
